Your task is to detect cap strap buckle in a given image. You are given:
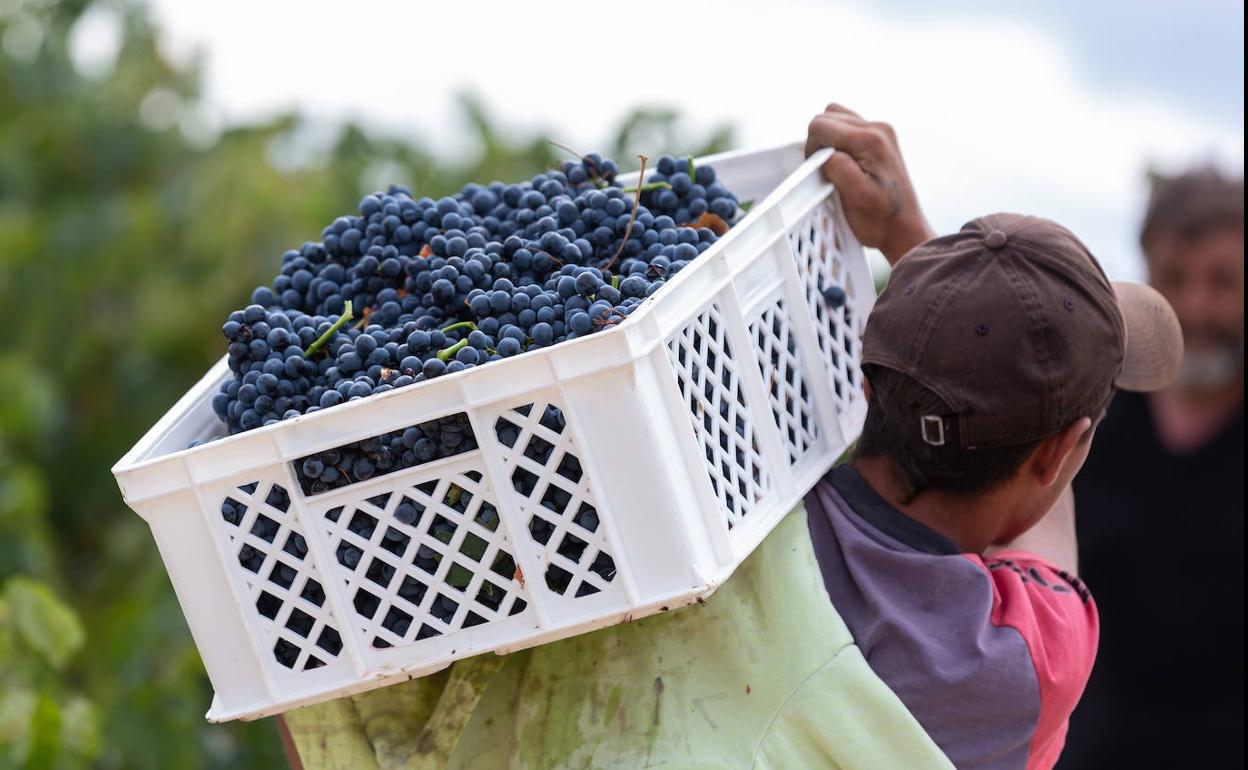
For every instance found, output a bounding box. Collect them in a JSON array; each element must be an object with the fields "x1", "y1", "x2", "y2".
[{"x1": 920, "y1": 415, "x2": 946, "y2": 446}]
